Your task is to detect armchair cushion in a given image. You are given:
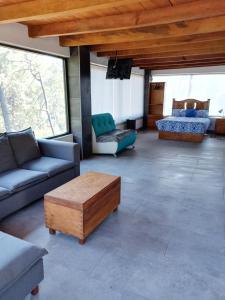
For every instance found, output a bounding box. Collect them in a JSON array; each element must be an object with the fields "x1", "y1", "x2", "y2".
[
  {"x1": 92, "y1": 113, "x2": 116, "y2": 137},
  {"x1": 7, "y1": 128, "x2": 41, "y2": 165},
  {"x1": 22, "y1": 156, "x2": 74, "y2": 177},
  {"x1": 0, "y1": 232, "x2": 47, "y2": 295},
  {"x1": 0, "y1": 134, "x2": 17, "y2": 173},
  {"x1": 96, "y1": 129, "x2": 136, "y2": 143},
  {"x1": 0, "y1": 169, "x2": 47, "y2": 192}
]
